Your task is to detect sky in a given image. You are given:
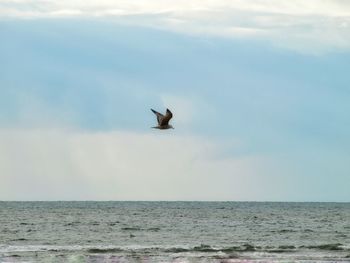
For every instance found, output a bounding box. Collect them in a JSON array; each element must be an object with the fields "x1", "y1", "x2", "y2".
[{"x1": 0, "y1": 0, "x2": 349, "y2": 201}]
